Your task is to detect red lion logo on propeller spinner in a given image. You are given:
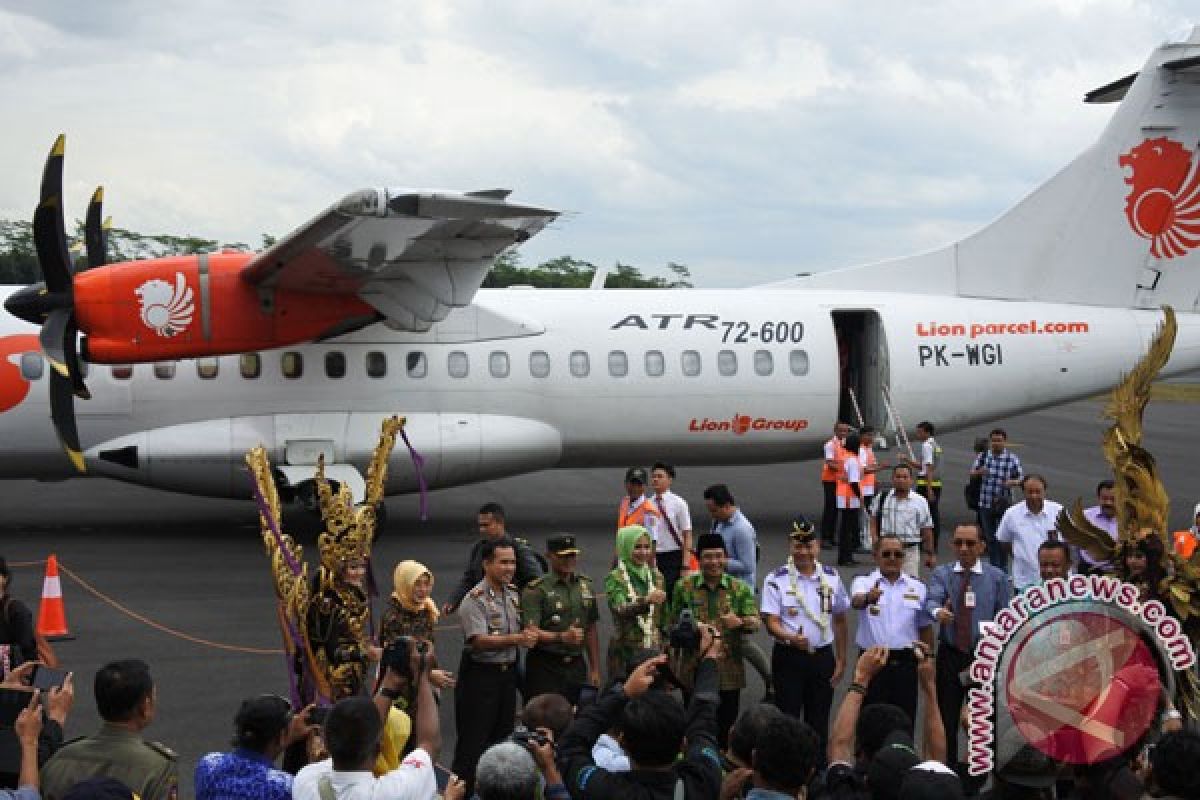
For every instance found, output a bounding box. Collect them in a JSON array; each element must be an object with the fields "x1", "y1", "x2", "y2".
[{"x1": 1119, "y1": 137, "x2": 1200, "y2": 258}]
